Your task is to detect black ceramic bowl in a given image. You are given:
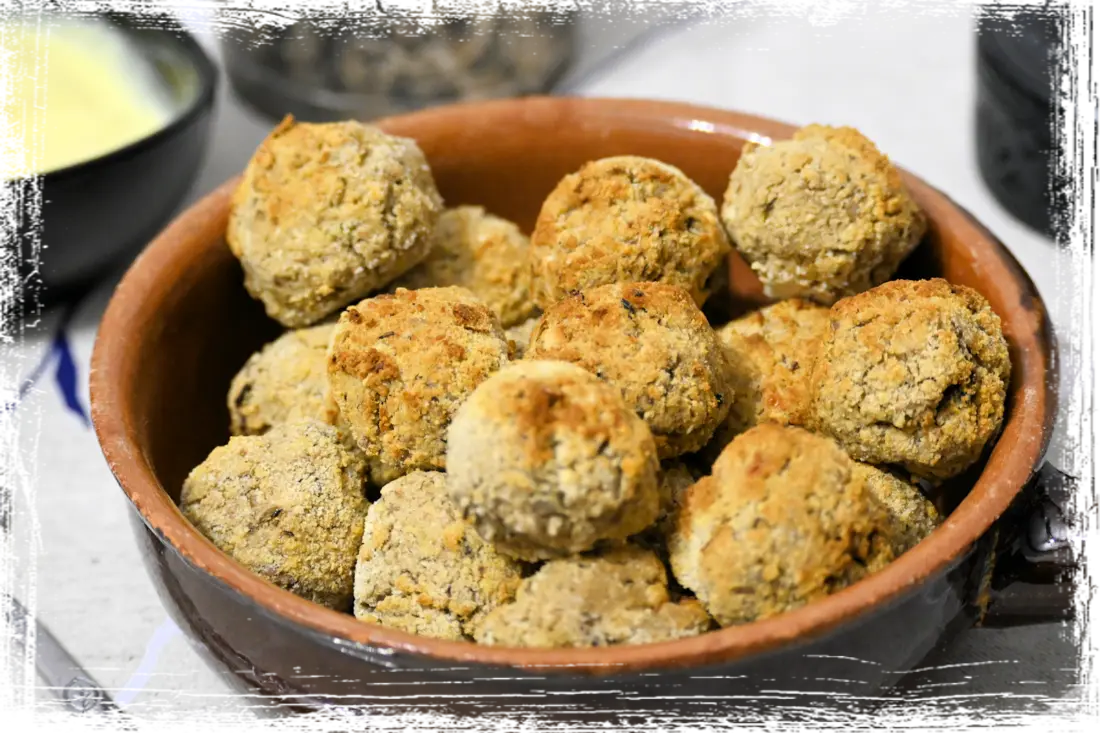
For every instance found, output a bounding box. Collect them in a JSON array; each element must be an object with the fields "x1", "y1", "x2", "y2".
[{"x1": 14, "y1": 12, "x2": 217, "y2": 307}]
